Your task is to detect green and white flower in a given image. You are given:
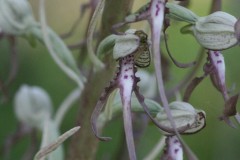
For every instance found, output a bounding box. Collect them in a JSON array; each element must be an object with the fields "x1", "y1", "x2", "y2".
[{"x1": 166, "y1": 3, "x2": 238, "y2": 50}]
